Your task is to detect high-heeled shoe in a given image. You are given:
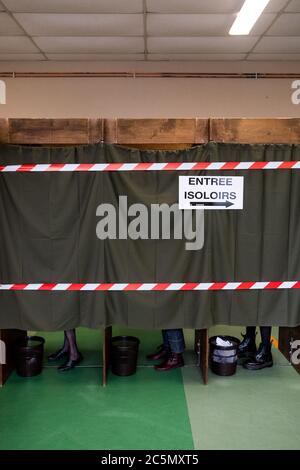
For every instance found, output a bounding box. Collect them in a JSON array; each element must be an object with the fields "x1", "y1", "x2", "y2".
[
  {"x1": 57, "y1": 353, "x2": 83, "y2": 372},
  {"x1": 48, "y1": 348, "x2": 68, "y2": 362}
]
